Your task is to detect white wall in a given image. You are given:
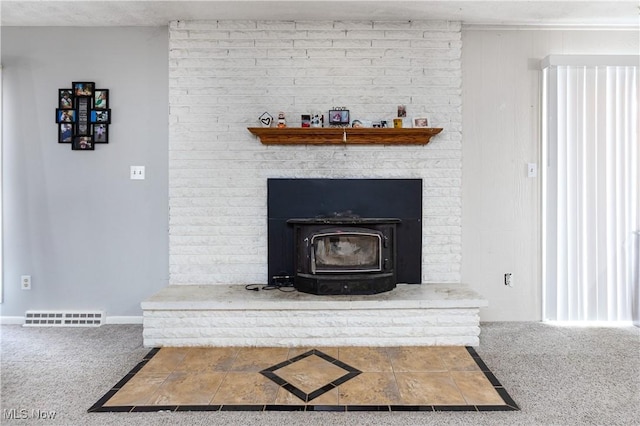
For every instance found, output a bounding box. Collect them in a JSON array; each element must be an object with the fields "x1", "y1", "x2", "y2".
[
  {"x1": 462, "y1": 28, "x2": 639, "y2": 321},
  {"x1": 1, "y1": 27, "x2": 169, "y2": 317},
  {"x1": 169, "y1": 20, "x2": 464, "y2": 285}
]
